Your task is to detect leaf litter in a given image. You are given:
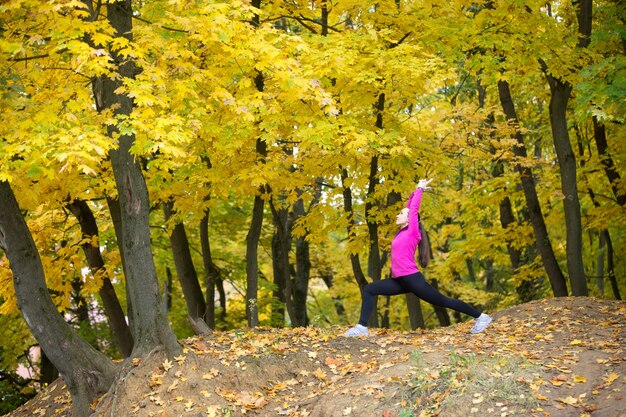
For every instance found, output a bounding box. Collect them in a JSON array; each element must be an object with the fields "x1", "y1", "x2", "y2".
[{"x1": 4, "y1": 296, "x2": 625, "y2": 417}]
